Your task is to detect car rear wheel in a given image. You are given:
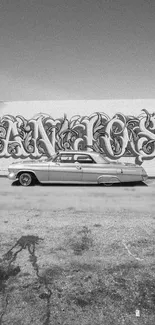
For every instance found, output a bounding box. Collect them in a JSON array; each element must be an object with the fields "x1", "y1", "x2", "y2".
[
  {"x1": 98, "y1": 176, "x2": 120, "y2": 187},
  {"x1": 19, "y1": 172, "x2": 33, "y2": 186}
]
